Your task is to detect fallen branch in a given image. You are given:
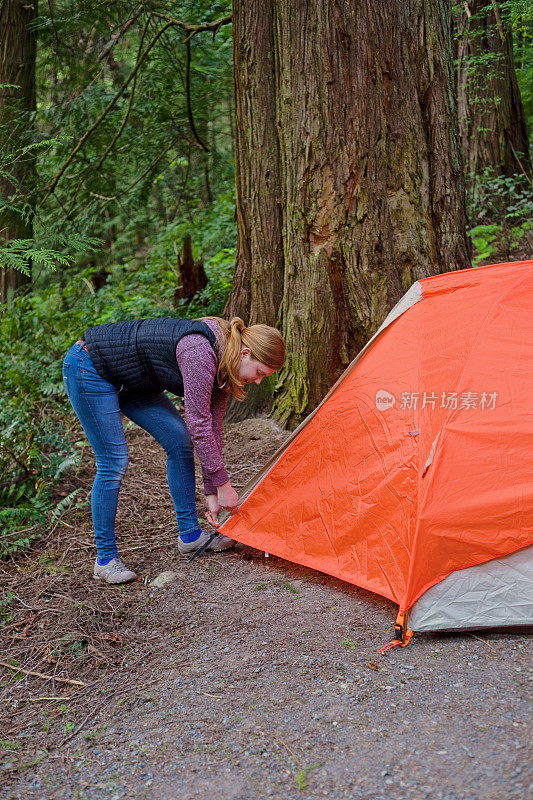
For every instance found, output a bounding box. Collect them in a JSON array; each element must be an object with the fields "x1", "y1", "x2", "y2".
[
  {"x1": 274, "y1": 736, "x2": 300, "y2": 761},
  {"x1": 194, "y1": 689, "x2": 223, "y2": 700},
  {"x1": 185, "y1": 37, "x2": 209, "y2": 152},
  {"x1": 26, "y1": 696, "x2": 69, "y2": 702},
  {"x1": 0, "y1": 660, "x2": 86, "y2": 686}
]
